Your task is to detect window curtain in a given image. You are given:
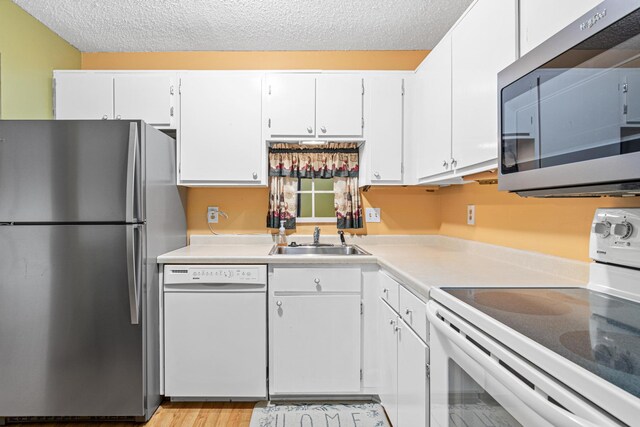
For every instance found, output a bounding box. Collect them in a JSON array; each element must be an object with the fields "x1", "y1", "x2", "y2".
[{"x1": 266, "y1": 143, "x2": 363, "y2": 230}]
